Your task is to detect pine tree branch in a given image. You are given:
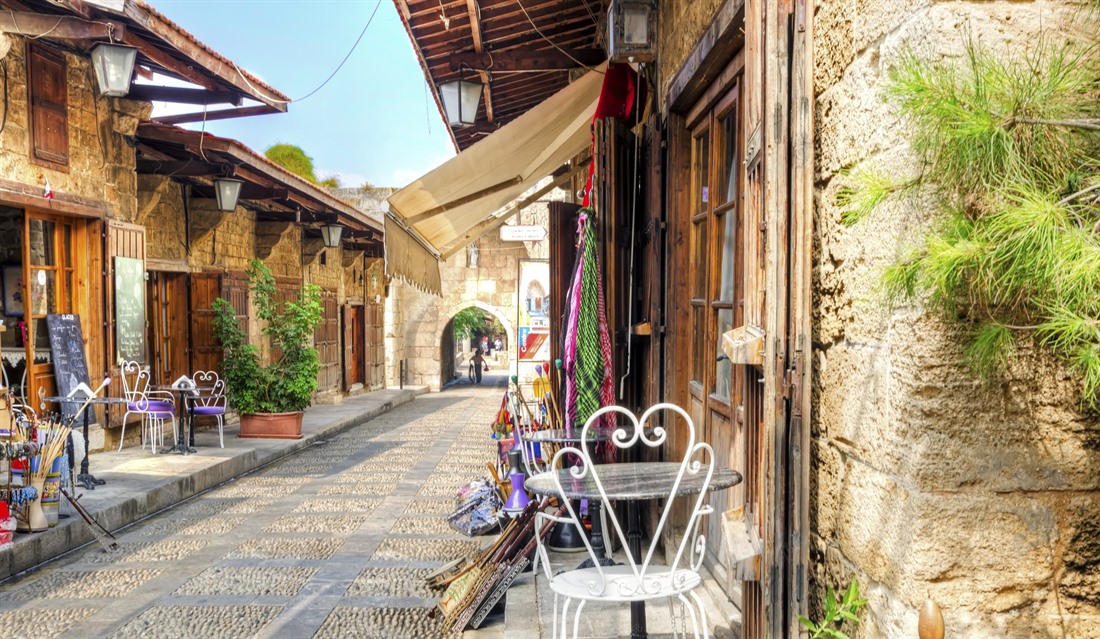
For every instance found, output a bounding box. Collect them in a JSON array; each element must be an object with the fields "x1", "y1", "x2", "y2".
[
  {"x1": 1060, "y1": 181, "x2": 1100, "y2": 207},
  {"x1": 1009, "y1": 117, "x2": 1100, "y2": 131}
]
